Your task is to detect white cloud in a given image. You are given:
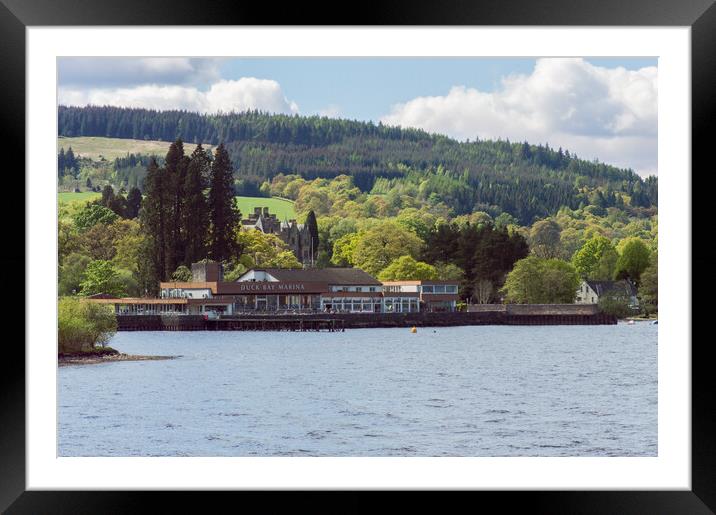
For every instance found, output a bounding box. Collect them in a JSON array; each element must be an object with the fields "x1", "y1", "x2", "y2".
[
  {"x1": 58, "y1": 78, "x2": 299, "y2": 115},
  {"x1": 380, "y1": 58, "x2": 657, "y2": 176},
  {"x1": 58, "y1": 57, "x2": 224, "y2": 88}
]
